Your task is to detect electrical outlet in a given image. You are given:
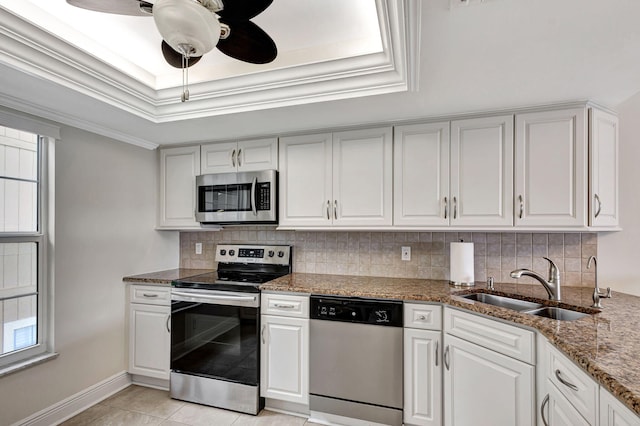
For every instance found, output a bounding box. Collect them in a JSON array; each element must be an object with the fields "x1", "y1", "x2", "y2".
[
  {"x1": 401, "y1": 246, "x2": 411, "y2": 261},
  {"x1": 195, "y1": 242, "x2": 202, "y2": 255}
]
